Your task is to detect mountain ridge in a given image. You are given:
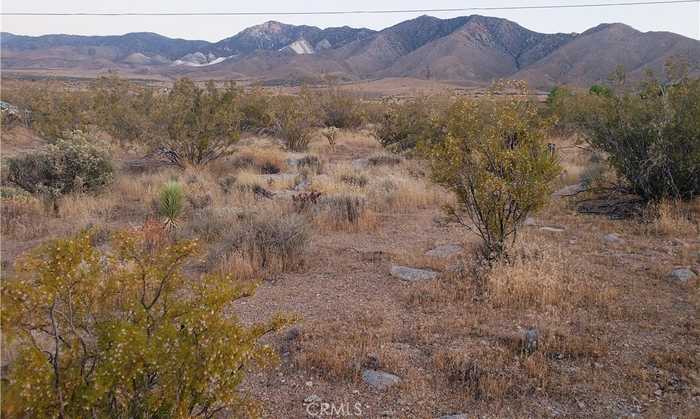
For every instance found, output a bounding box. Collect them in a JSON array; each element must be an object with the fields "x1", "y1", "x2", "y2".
[{"x1": 2, "y1": 15, "x2": 699, "y2": 87}]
